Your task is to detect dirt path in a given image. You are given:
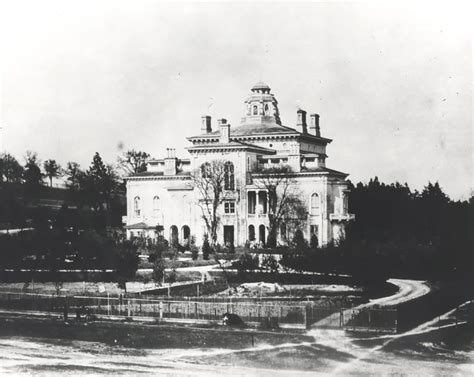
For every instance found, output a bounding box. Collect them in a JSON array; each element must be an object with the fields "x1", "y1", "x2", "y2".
[{"x1": 312, "y1": 278, "x2": 431, "y2": 328}]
